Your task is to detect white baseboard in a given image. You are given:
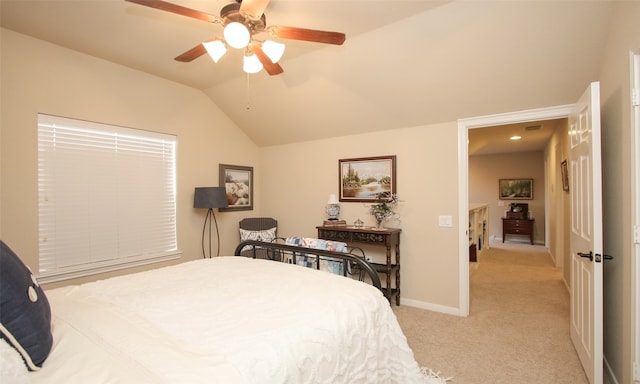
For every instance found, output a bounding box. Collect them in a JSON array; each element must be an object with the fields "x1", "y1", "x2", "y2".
[
  {"x1": 400, "y1": 298, "x2": 466, "y2": 317},
  {"x1": 495, "y1": 236, "x2": 545, "y2": 246},
  {"x1": 603, "y1": 355, "x2": 619, "y2": 384}
]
